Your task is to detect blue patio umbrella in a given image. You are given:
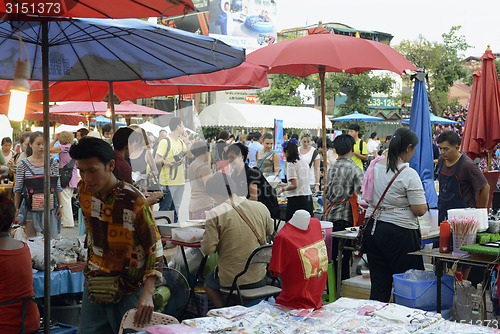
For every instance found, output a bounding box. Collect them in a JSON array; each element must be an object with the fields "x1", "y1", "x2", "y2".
[
  {"x1": 408, "y1": 72, "x2": 438, "y2": 208},
  {"x1": 88, "y1": 115, "x2": 125, "y2": 127},
  {"x1": 0, "y1": 18, "x2": 245, "y2": 82},
  {"x1": 331, "y1": 110, "x2": 384, "y2": 122},
  {"x1": 401, "y1": 114, "x2": 459, "y2": 125}
]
